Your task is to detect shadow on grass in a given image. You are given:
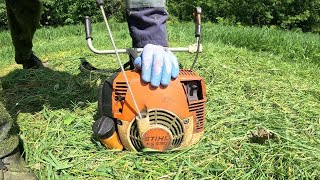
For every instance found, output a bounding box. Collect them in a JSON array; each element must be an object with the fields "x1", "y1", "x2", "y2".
[{"x1": 0, "y1": 68, "x2": 106, "y2": 120}]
